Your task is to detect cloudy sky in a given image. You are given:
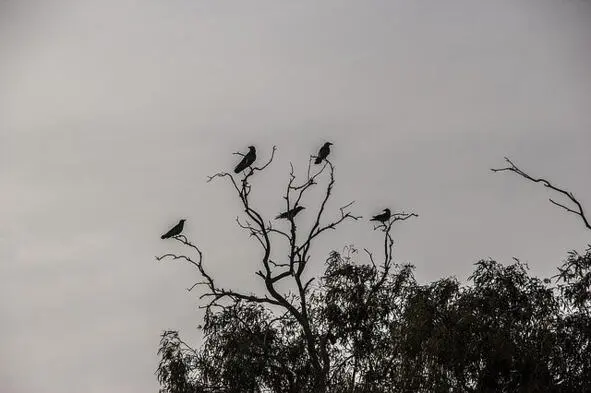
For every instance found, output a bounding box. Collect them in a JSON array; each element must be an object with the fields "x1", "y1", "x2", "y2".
[{"x1": 1, "y1": 0, "x2": 590, "y2": 392}]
